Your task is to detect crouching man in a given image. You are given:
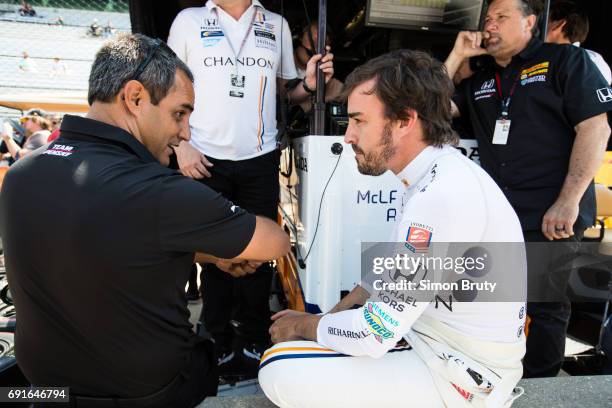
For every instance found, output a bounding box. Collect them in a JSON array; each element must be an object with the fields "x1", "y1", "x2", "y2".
[{"x1": 258, "y1": 50, "x2": 526, "y2": 408}]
